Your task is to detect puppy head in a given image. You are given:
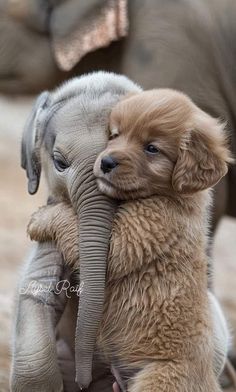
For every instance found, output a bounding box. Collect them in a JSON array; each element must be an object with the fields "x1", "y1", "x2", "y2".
[{"x1": 94, "y1": 89, "x2": 232, "y2": 200}]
